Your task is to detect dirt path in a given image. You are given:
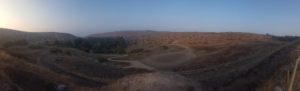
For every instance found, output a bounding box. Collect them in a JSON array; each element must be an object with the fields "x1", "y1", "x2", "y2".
[
  {"x1": 107, "y1": 43, "x2": 196, "y2": 70},
  {"x1": 107, "y1": 55, "x2": 156, "y2": 70},
  {"x1": 141, "y1": 43, "x2": 196, "y2": 69},
  {"x1": 290, "y1": 48, "x2": 300, "y2": 91}
]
